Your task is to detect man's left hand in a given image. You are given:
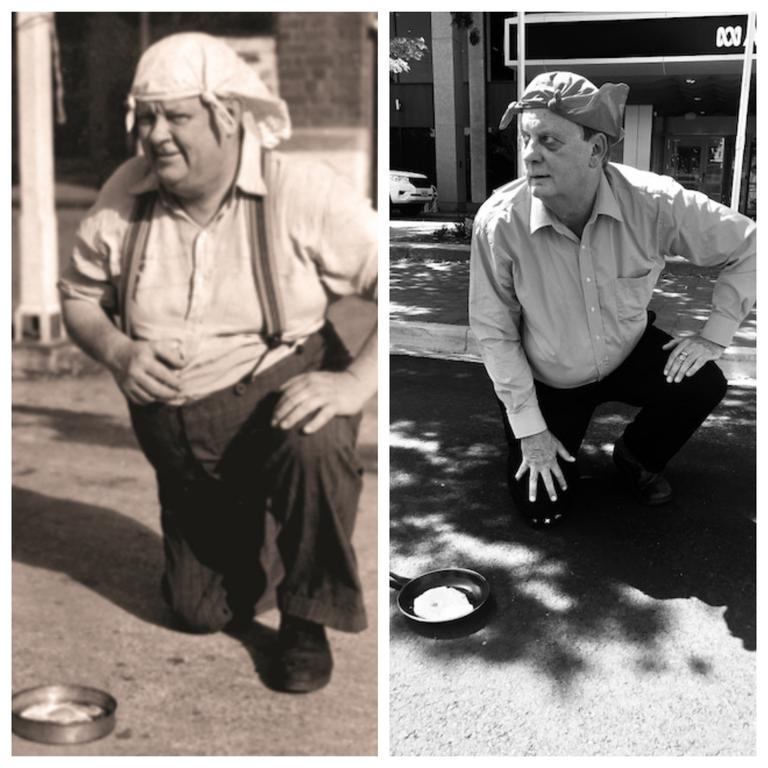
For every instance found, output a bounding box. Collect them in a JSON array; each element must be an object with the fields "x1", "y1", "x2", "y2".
[
  {"x1": 662, "y1": 334, "x2": 725, "y2": 383},
  {"x1": 272, "y1": 370, "x2": 370, "y2": 434}
]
